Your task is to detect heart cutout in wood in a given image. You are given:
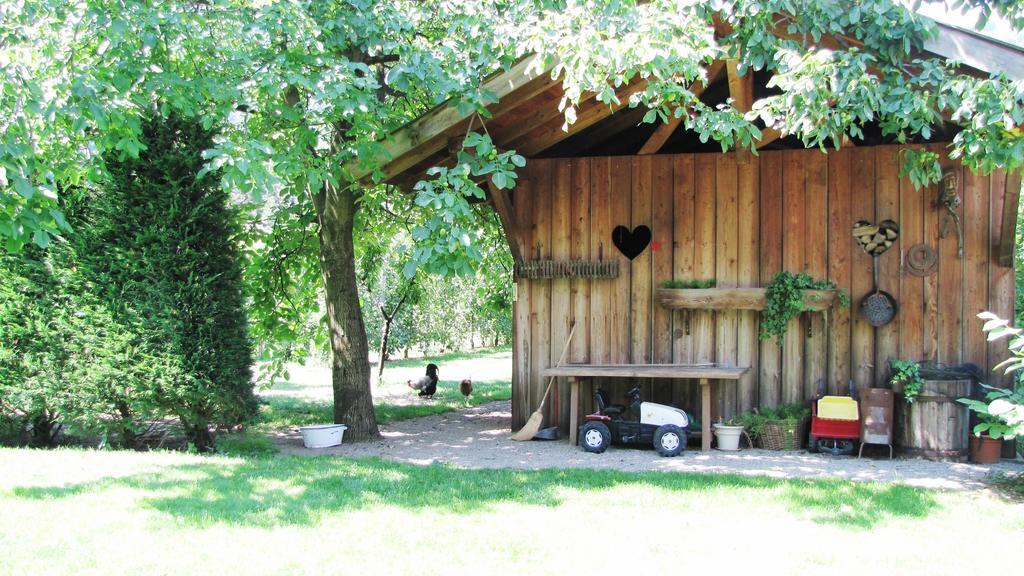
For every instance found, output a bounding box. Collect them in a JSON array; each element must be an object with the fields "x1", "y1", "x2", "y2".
[
  {"x1": 612, "y1": 225, "x2": 651, "y2": 260},
  {"x1": 852, "y1": 219, "x2": 899, "y2": 257}
]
